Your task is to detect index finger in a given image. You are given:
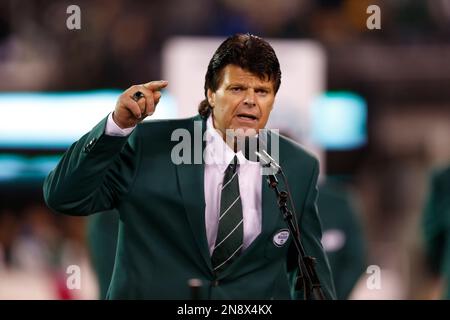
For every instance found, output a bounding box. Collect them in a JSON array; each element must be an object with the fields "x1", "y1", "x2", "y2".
[{"x1": 143, "y1": 80, "x2": 168, "y2": 91}]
